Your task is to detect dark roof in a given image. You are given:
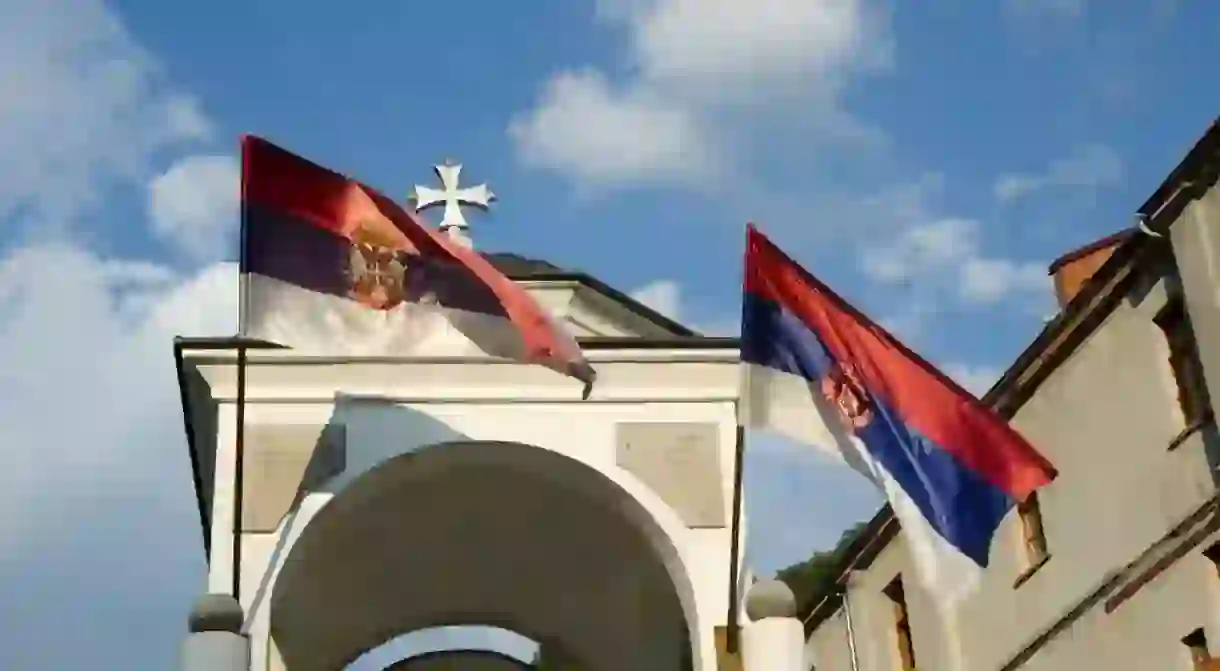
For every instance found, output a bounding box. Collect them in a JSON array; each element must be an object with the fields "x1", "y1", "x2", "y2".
[
  {"x1": 482, "y1": 251, "x2": 566, "y2": 277},
  {"x1": 800, "y1": 115, "x2": 1220, "y2": 635},
  {"x1": 479, "y1": 251, "x2": 697, "y2": 337}
]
